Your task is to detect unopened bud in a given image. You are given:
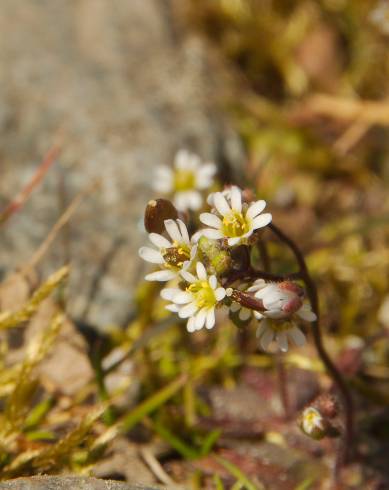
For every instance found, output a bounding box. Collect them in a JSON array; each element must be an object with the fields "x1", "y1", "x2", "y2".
[
  {"x1": 300, "y1": 407, "x2": 327, "y2": 440},
  {"x1": 198, "y1": 236, "x2": 231, "y2": 275},
  {"x1": 144, "y1": 199, "x2": 178, "y2": 234}
]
